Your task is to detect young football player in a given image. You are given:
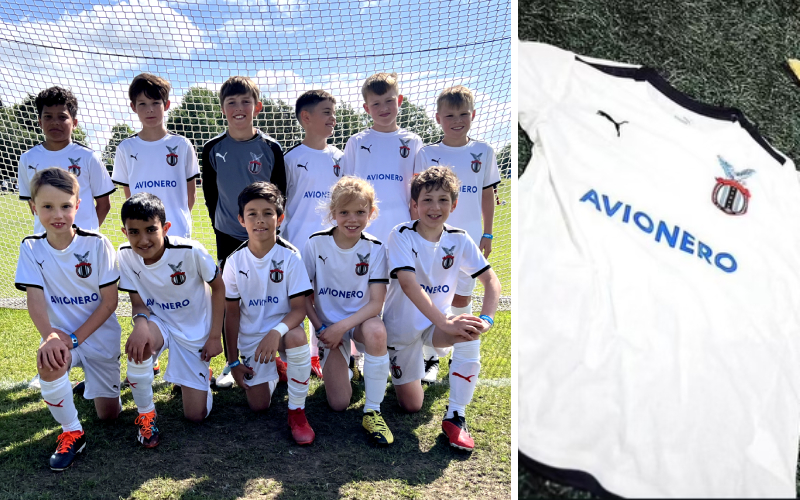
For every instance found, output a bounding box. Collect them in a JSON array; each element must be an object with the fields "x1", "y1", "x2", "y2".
[
  {"x1": 15, "y1": 167, "x2": 122, "y2": 470},
  {"x1": 413, "y1": 85, "x2": 501, "y2": 383},
  {"x1": 283, "y1": 89, "x2": 345, "y2": 379},
  {"x1": 340, "y1": 72, "x2": 423, "y2": 244},
  {"x1": 18, "y1": 86, "x2": 115, "y2": 234},
  {"x1": 385, "y1": 166, "x2": 501, "y2": 451},
  {"x1": 202, "y1": 76, "x2": 287, "y2": 389},
  {"x1": 303, "y1": 176, "x2": 393, "y2": 445},
  {"x1": 117, "y1": 192, "x2": 224, "y2": 444},
  {"x1": 221, "y1": 182, "x2": 315, "y2": 445},
  {"x1": 112, "y1": 73, "x2": 199, "y2": 238}
]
